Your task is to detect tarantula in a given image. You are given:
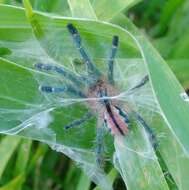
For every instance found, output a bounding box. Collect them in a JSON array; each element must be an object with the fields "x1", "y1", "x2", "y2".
[{"x1": 35, "y1": 23, "x2": 157, "y2": 167}]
